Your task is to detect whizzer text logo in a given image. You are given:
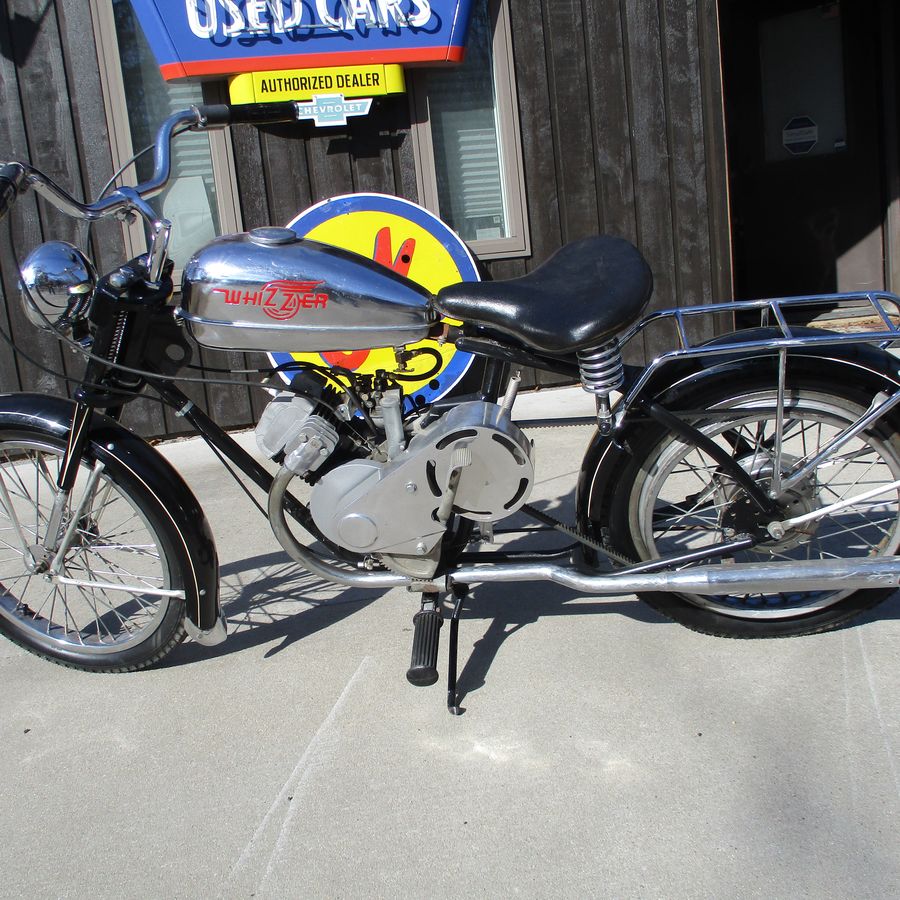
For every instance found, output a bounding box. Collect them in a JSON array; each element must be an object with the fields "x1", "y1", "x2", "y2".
[
  {"x1": 184, "y1": 0, "x2": 434, "y2": 40},
  {"x1": 214, "y1": 280, "x2": 329, "y2": 321}
]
